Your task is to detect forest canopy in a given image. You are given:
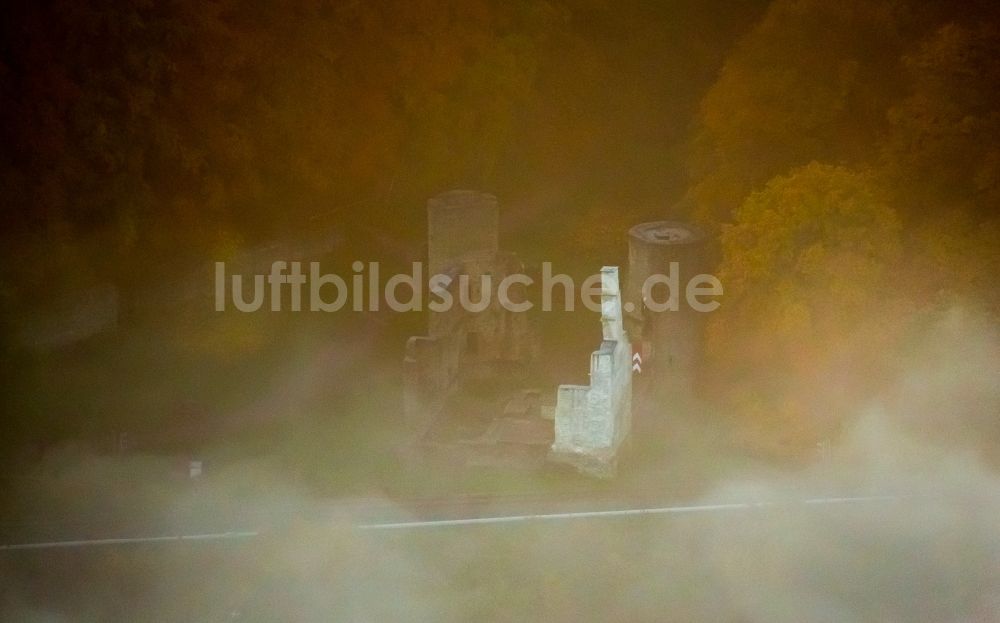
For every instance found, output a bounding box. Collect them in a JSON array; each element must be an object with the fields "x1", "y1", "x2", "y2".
[{"x1": 688, "y1": 0, "x2": 1000, "y2": 452}]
